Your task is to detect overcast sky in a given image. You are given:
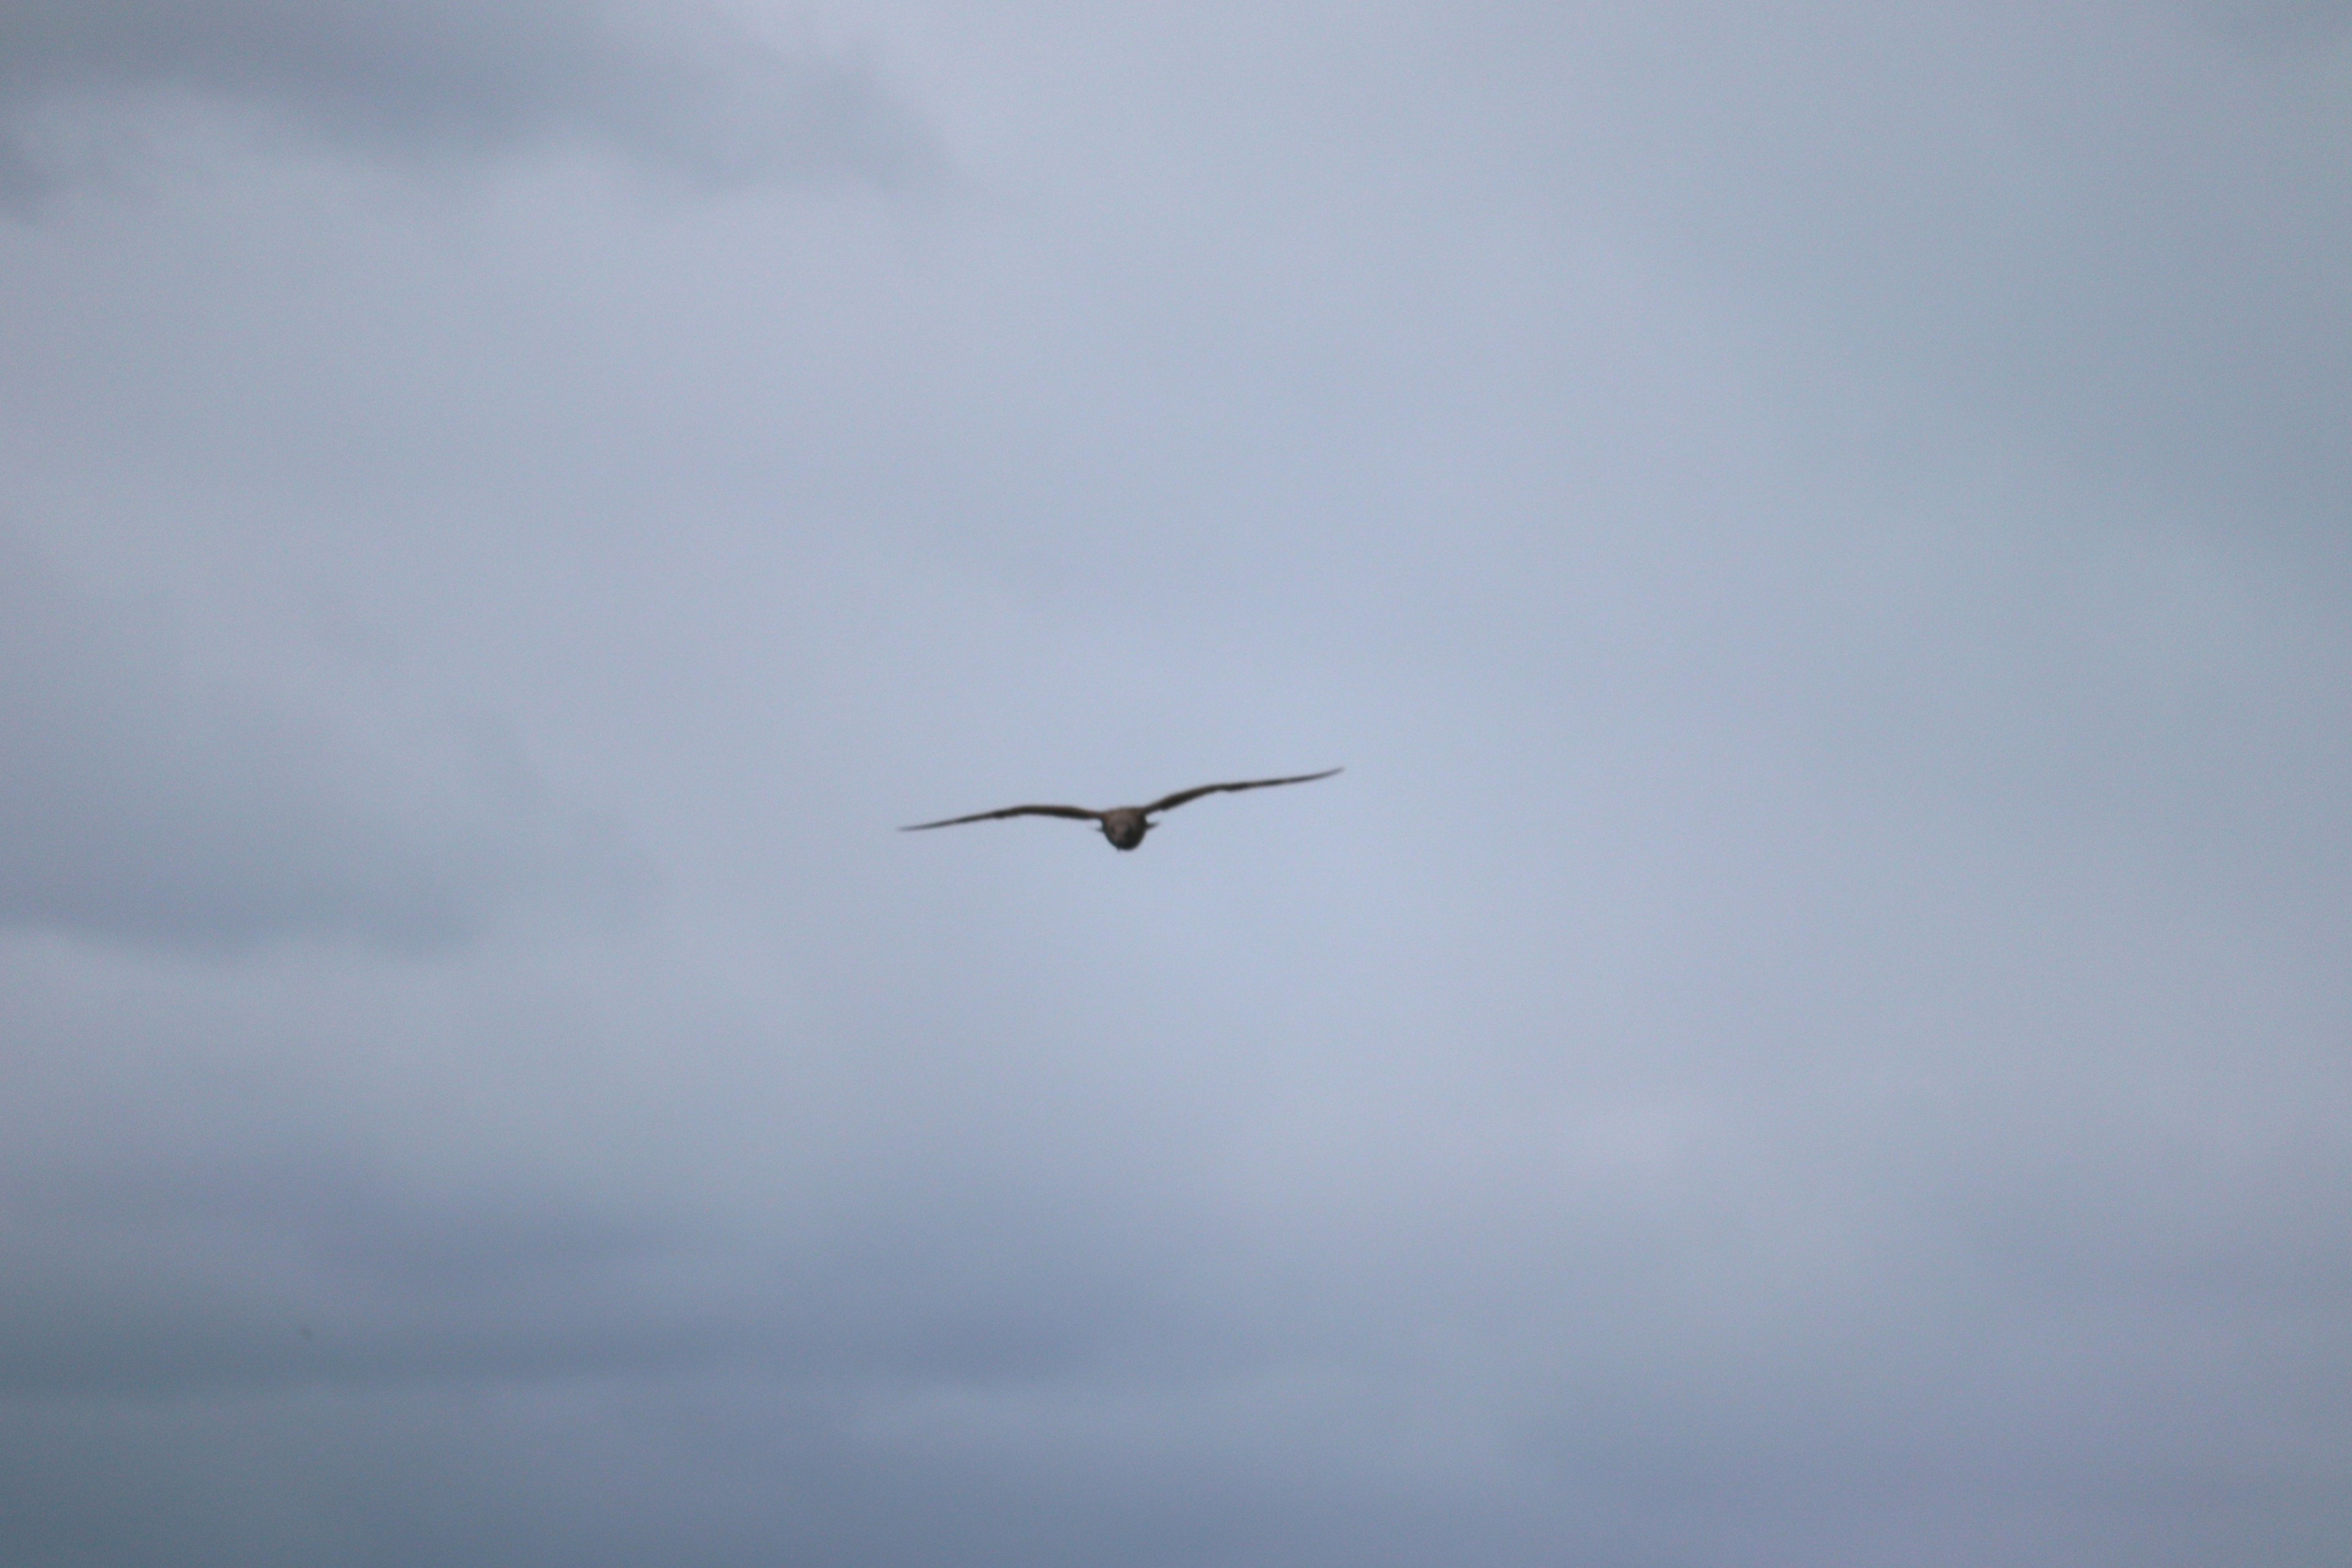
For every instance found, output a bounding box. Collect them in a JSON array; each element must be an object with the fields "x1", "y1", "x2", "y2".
[{"x1": 4, "y1": 2, "x2": 2349, "y2": 1564}]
